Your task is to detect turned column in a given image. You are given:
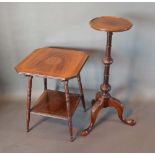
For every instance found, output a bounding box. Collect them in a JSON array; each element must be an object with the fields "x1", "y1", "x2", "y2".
[{"x1": 101, "y1": 32, "x2": 113, "y2": 102}]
